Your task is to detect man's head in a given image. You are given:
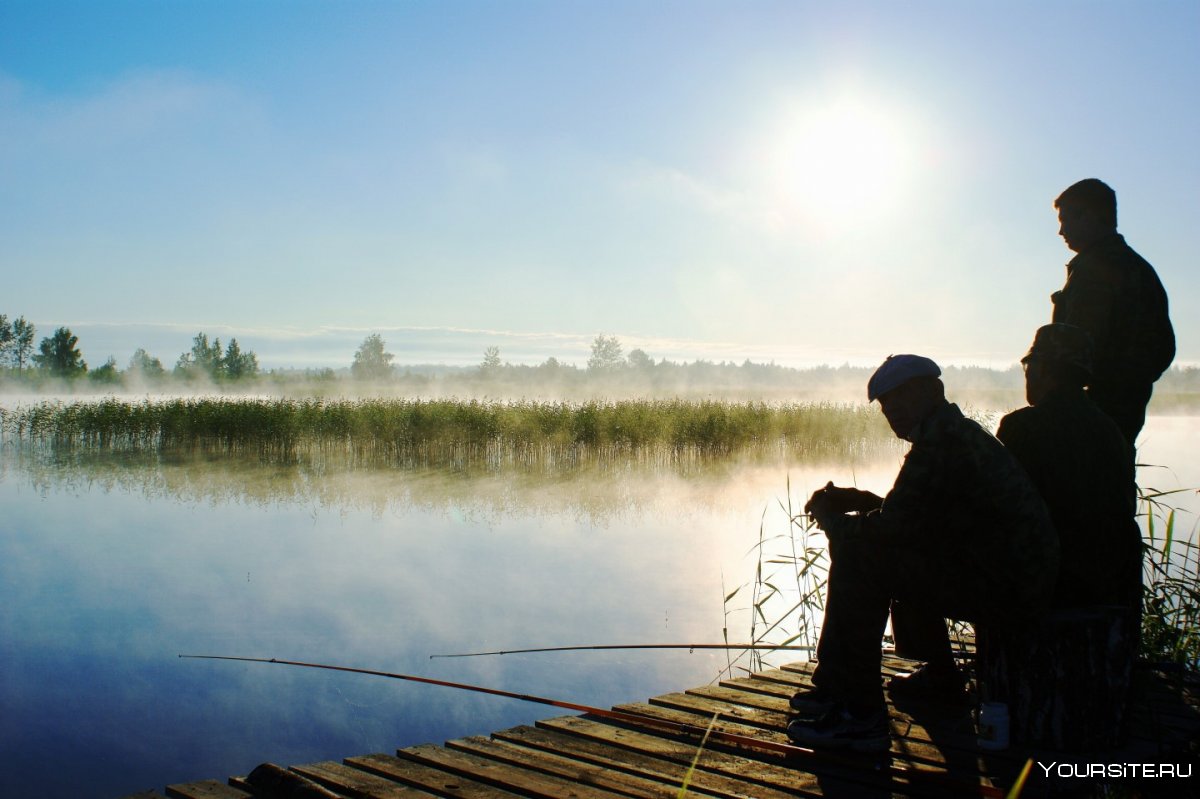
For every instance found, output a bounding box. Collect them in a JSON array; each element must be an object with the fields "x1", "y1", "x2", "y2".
[
  {"x1": 1054, "y1": 178, "x2": 1117, "y2": 253},
  {"x1": 867, "y1": 354, "x2": 946, "y2": 441},
  {"x1": 1021, "y1": 323, "x2": 1093, "y2": 405}
]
